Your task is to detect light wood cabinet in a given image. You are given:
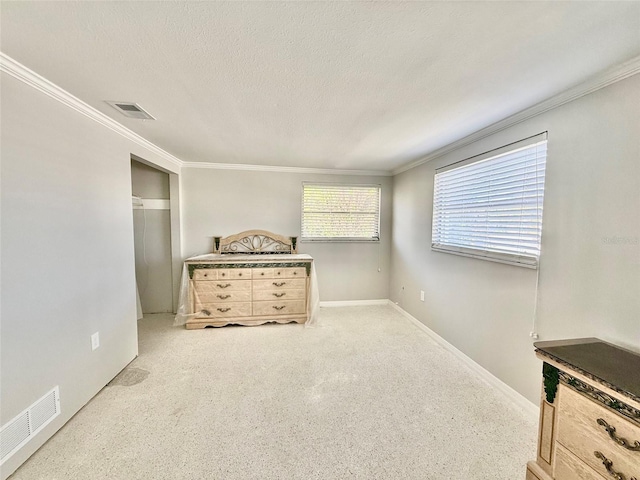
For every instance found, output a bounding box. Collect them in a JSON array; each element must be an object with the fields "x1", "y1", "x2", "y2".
[{"x1": 526, "y1": 339, "x2": 640, "y2": 480}]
